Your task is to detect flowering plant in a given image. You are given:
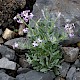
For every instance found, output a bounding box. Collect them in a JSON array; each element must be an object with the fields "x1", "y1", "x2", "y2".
[{"x1": 14, "y1": 9, "x2": 68, "y2": 73}]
